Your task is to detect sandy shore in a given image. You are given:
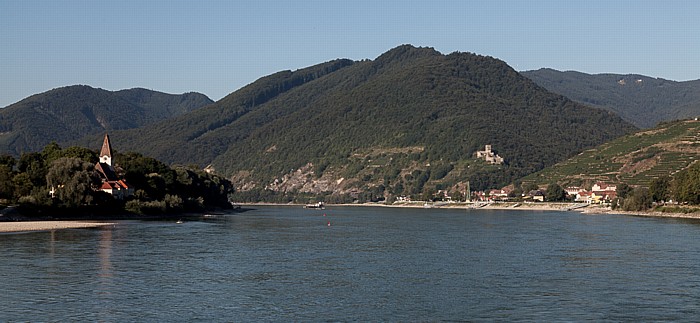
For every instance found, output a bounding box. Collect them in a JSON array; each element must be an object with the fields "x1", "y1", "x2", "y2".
[{"x1": 0, "y1": 221, "x2": 115, "y2": 233}]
